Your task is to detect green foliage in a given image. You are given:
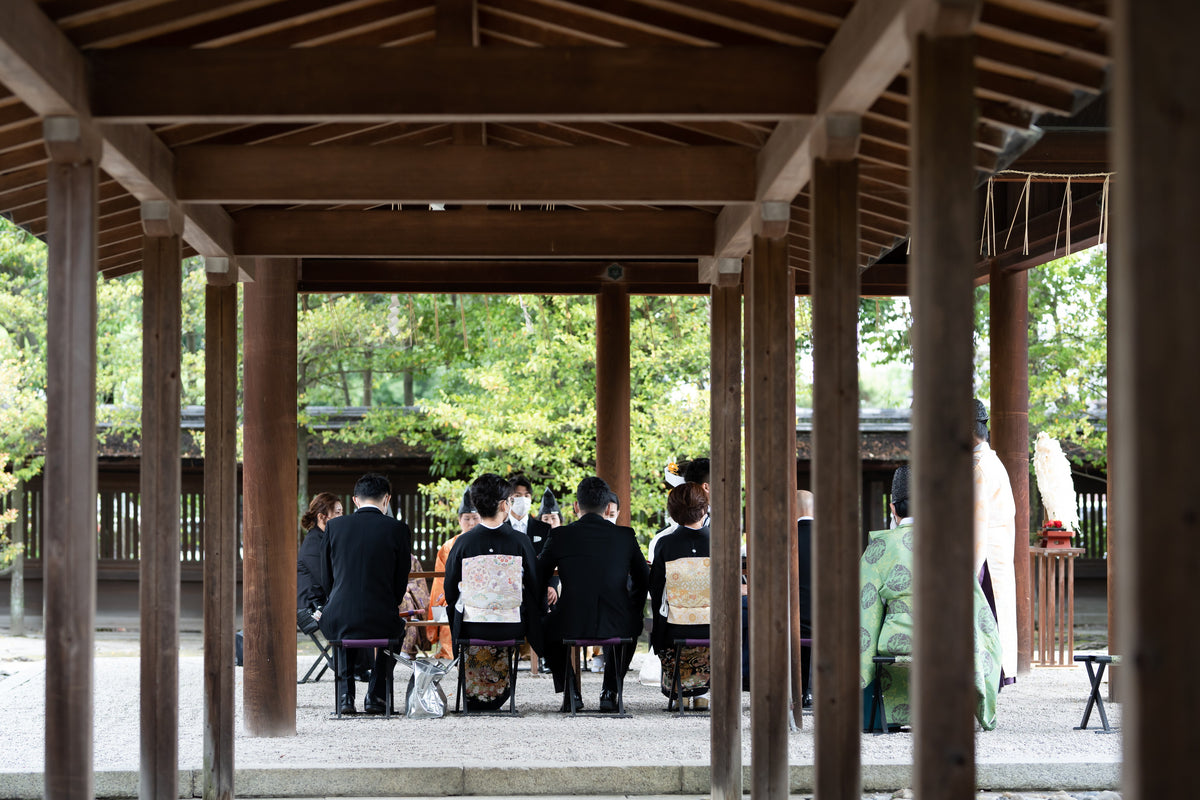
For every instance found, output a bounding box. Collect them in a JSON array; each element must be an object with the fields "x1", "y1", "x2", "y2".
[
  {"x1": 857, "y1": 246, "x2": 1109, "y2": 464},
  {"x1": 334, "y1": 294, "x2": 713, "y2": 538}
]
